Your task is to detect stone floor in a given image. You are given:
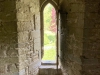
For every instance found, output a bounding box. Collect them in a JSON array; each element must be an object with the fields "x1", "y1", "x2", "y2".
[{"x1": 39, "y1": 65, "x2": 62, "y2": 75}]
